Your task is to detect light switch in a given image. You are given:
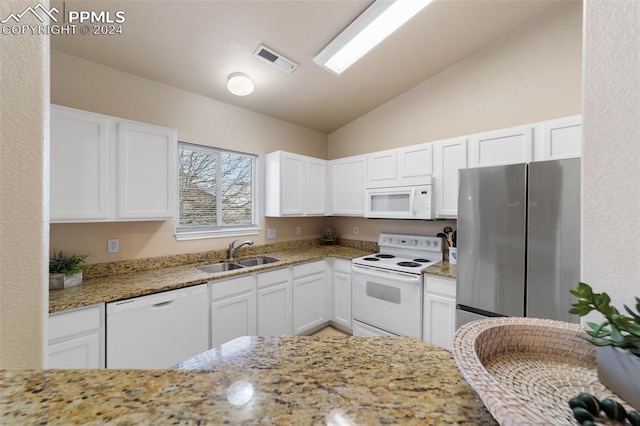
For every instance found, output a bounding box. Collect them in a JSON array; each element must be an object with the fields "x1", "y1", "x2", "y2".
[
  {"x1": 267, "y1": 228, "x2": 276, "y2": 239},
  {"x1": 296, "y1": 226, "x2": 302, "y2": 236}
]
